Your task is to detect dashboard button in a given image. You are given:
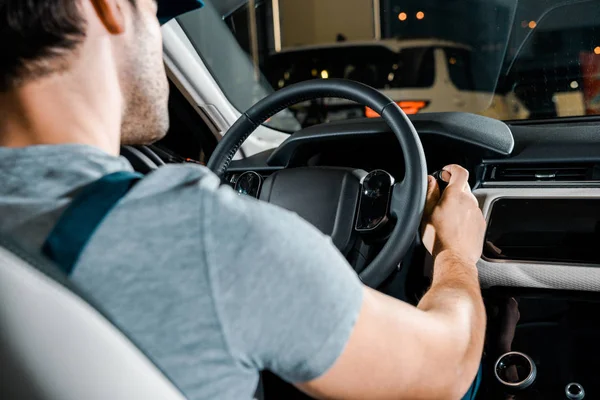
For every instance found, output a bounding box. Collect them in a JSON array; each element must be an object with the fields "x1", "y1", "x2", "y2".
[{"x1": 234, "y1": 171, "x2": 263, "y2": 198}]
